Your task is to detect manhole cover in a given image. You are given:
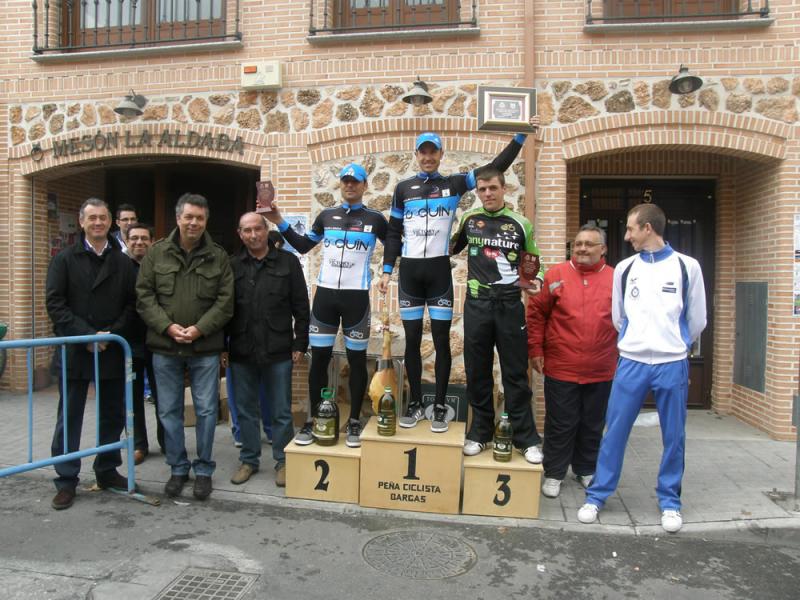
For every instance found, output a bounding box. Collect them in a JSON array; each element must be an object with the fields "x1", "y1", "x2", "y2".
[
  {"x1": 363, "y1": 531, "x2": 477, "y2": 579},
  {"x1": 153, "y1": 568, "x2": 258, "y2": 600}
]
